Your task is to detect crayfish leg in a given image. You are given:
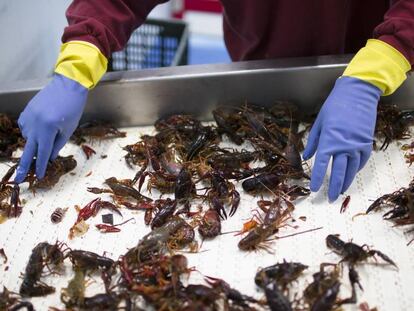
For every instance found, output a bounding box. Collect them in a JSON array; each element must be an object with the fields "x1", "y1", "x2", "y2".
[{"x1": 370, "y1": 250, "x2": 397, "y2": 268}]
